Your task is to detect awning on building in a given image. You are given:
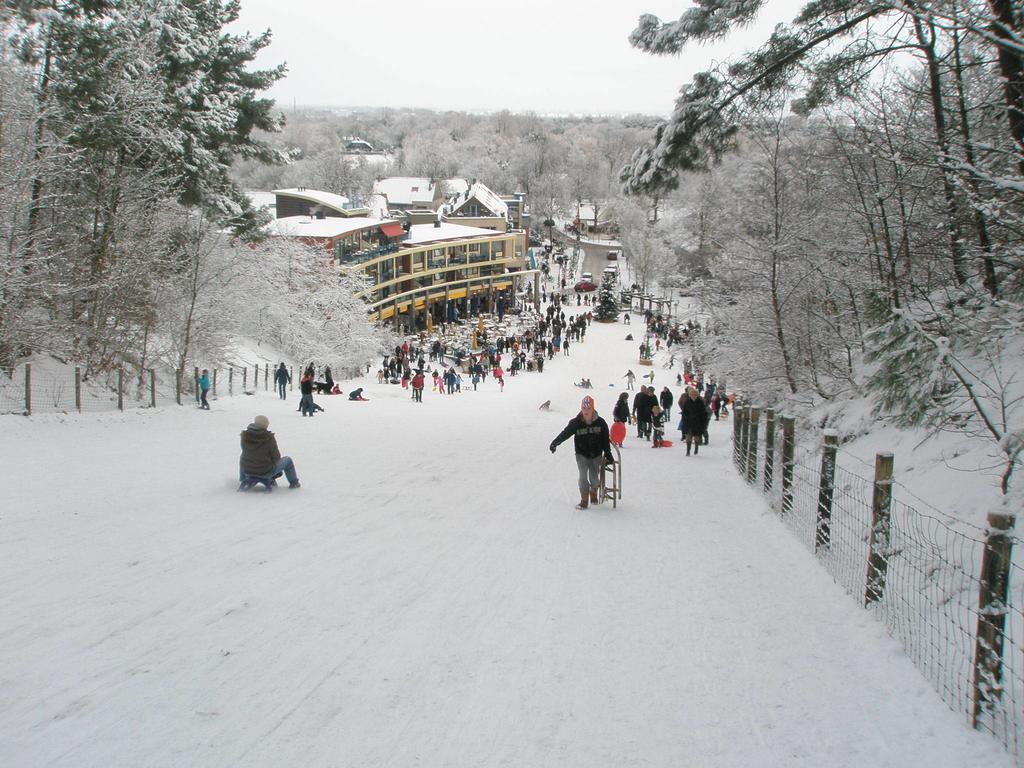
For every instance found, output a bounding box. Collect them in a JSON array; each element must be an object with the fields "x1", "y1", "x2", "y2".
[{"x1": 380, "y1": 222, "x2": 405, "y2": 238}]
